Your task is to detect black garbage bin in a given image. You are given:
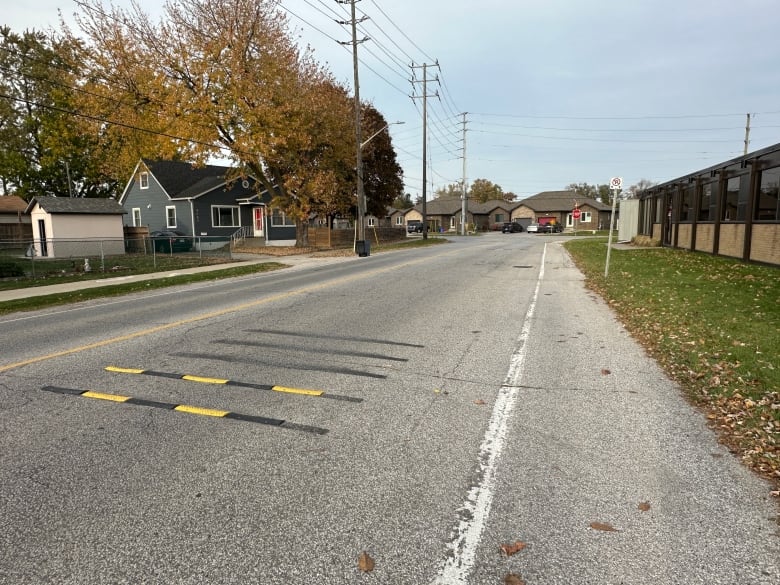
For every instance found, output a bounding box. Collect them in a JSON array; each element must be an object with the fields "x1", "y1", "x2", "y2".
[{"x1": 356, "y1": 239, "x2": 370, "y2": 257}]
